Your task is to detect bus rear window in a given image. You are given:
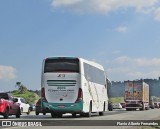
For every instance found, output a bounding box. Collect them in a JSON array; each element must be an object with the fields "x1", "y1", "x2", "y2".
[{"x1": 44, "y1": 58, "x2": 79, "y2": 73}]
